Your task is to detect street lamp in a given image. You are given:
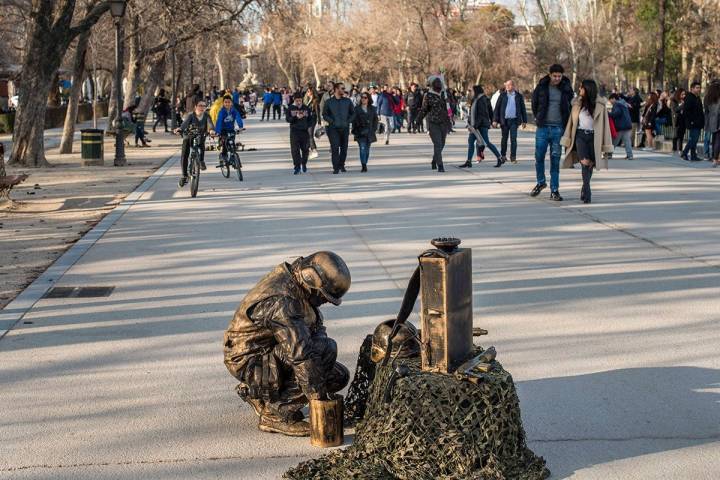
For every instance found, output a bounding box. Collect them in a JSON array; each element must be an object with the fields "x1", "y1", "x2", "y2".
[
  {"x1": 110, "y1": 0, "x2": 127, "y2": 167},
  {"x1": 169, "y1": 36, "x2": 177, "y2": 129}
]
